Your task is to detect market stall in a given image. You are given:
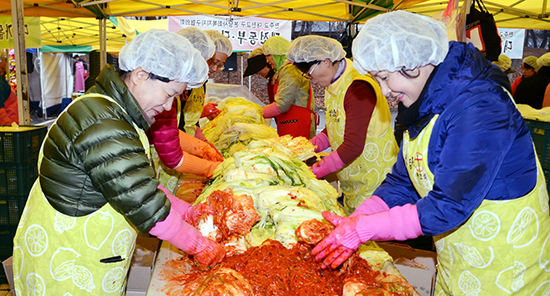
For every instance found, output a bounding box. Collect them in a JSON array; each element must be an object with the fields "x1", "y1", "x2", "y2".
[{"x1": 138, "y1": 91, "x2": 436, "y2": 296}]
